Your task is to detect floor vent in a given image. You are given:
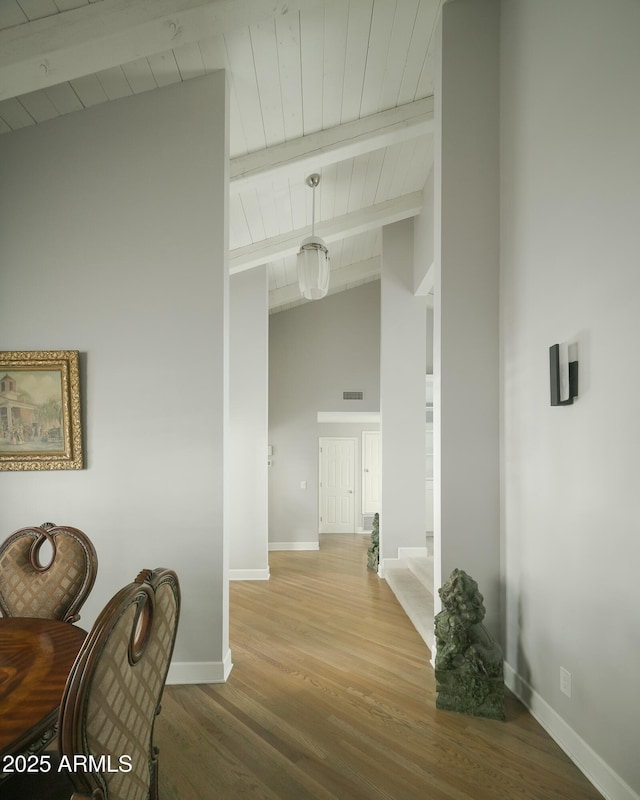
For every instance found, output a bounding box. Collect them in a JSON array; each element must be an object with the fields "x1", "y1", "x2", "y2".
[{"x1": 343, "y1": 391, "x2": 364, "y2": 400}]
